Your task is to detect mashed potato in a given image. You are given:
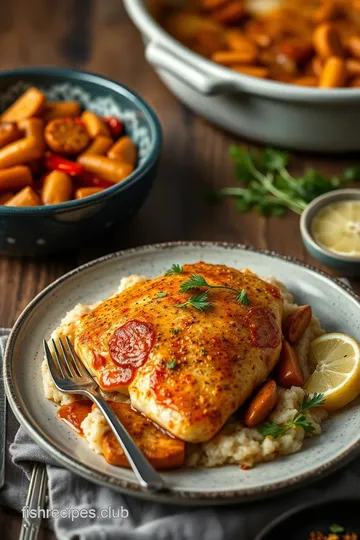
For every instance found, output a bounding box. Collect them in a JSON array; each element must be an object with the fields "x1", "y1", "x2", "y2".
[{"x1": 42, "y1": 272, "x2": 327, "y2": 469}]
